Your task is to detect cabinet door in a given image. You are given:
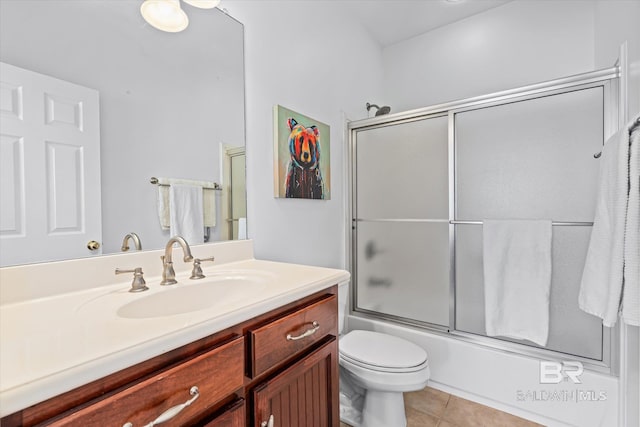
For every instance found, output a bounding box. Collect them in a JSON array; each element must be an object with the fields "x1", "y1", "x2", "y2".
[
  {"x1": 253, "y1": 339, "x2": 338, "y2": 427},
  {"x1": 203, "y1": 399, "x2": 245, "y2": 427}
]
